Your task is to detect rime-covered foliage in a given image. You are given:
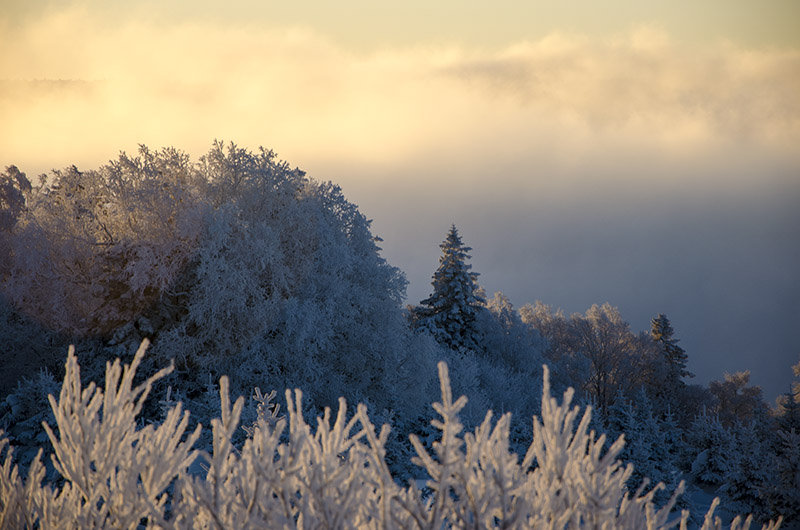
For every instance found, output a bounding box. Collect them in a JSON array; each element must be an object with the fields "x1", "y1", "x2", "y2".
[
  {"x1": 0, "y1": 143, "x2": 439, "y2": 454},
  {"x1": 0, "y1": 343, "x2": 783, "y2": 529},
  {"x1": 761, "y1": 428, "x2": 800, "y2": 525},
  {"x1": 687, "y1": 410, "x2": 735, "y2": 487},
  {"x1": 414, "y1": 225, "x2": 485, "y2": 352},
  {"x1": 519, "y1": 302, "x2": 662, "y2": 416},
  {"x1": 2, "y1": 150, "x2": 204, "y2": 336},
  {"x1": 708, "y1": 372, "x2": 769, "y2": 429},
  {"x1": 602, "y1": 390, "x2": 683, "y2": 508},
  {"x1": 0, "y1": 166, "x2": 31, "y2": 235},
  {"x1": 719, "y1": 421, "x2": 774, "y2": 522}
]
